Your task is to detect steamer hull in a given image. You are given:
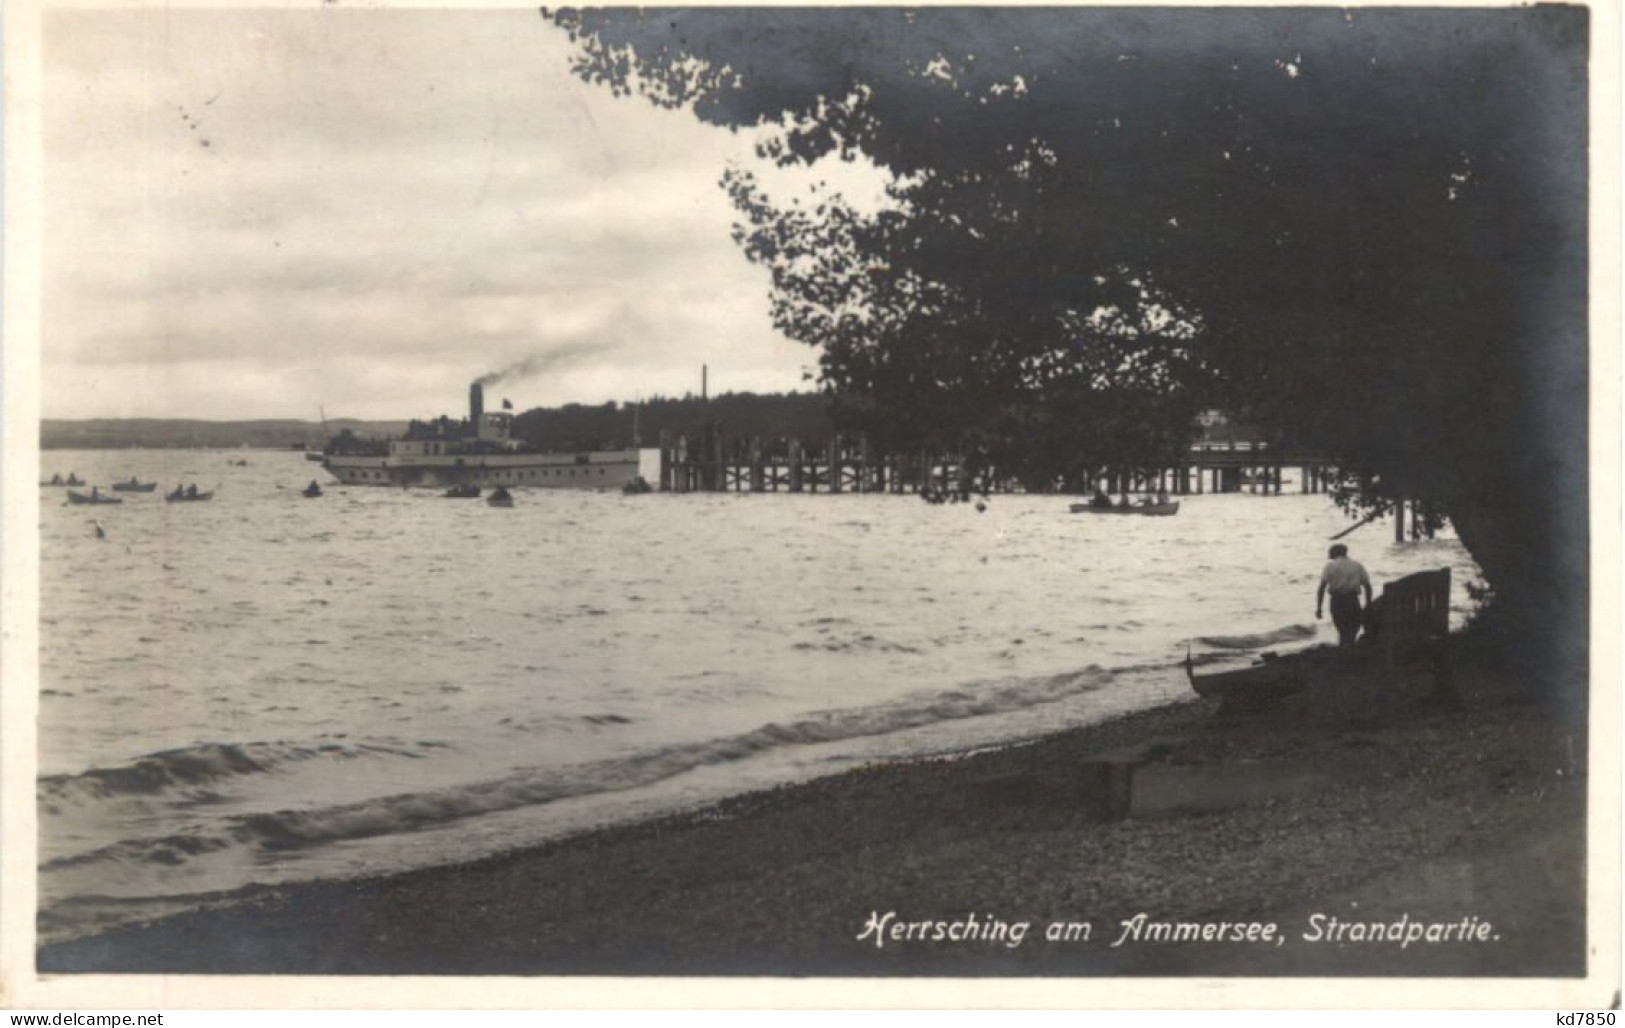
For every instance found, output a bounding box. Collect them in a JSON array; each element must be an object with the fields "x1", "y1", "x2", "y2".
[{"x1": 323, "y1": 449, "x2": 642, "y2": 490}]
